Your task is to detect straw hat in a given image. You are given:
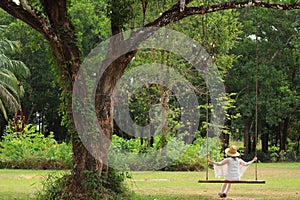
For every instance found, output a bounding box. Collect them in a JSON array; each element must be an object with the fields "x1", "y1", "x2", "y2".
[{"x1": 225, "y1": 145, "x2": 240, "y2": 157}]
